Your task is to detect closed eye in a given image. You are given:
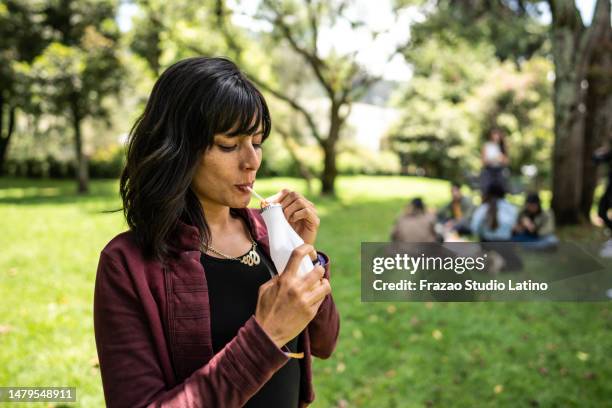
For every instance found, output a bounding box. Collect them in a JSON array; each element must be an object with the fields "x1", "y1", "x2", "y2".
[{"x1": 217, "y1": 144, "x2": 237, "y2": 152}]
